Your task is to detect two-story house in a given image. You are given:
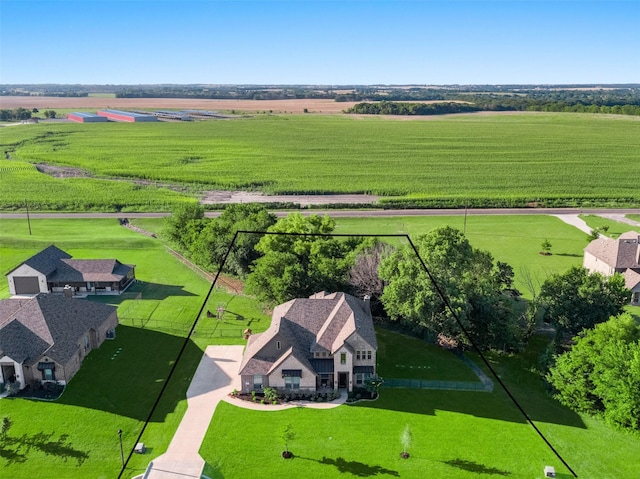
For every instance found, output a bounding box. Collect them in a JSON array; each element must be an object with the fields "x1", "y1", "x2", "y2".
[{"x1": 238, "y1": 292, "x2": 377, "y2": 393}]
